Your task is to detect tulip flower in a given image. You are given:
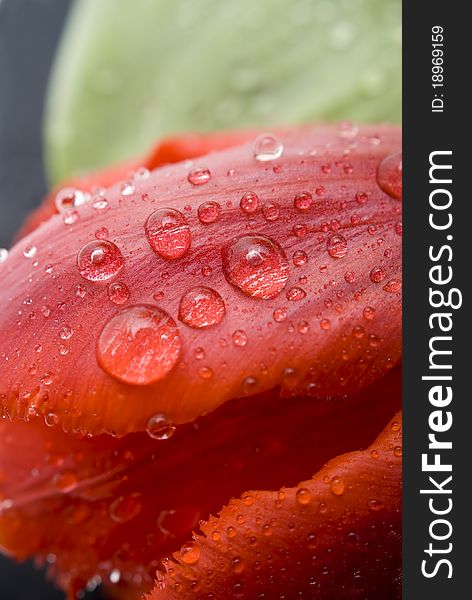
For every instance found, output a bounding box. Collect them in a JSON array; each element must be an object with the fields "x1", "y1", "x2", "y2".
[{"x1": 0, "y1": 124, "x2": 402, "y2": 599}]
